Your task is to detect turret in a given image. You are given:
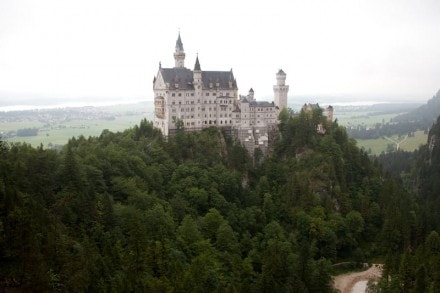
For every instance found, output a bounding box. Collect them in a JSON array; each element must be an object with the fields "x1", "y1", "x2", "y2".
[
  {"x1": 273, "y1": 69, "x2": 289, "y2": 109},
  {"x1": 174, "y1": 32, "x2": 185, "y2": 68},
  {"x1": 193, "y1": 55, "x2": 202, "y2": 98},
  {"x1": 248, "y1": 88, "x2": 254, "y2": 102},
  {"x1": 326, "y1": 105, "x2": 334, "y2": 122}
]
